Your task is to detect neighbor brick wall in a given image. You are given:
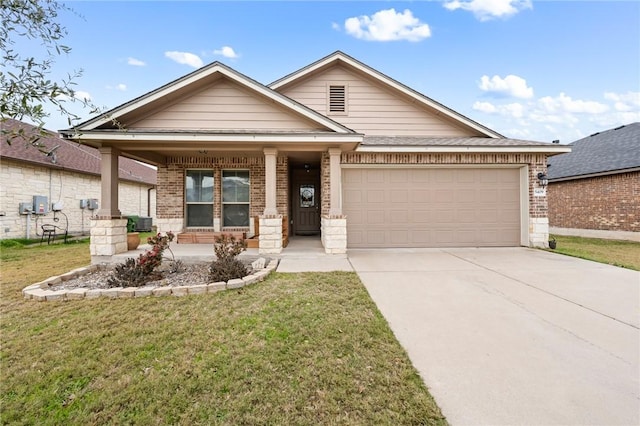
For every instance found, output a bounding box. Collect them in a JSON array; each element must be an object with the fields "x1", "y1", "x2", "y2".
[
  {"x1": 339, "y1": 152, "x2": 548, "y2": 219},
  {"x1": 548, "y1": 171, "x2": 640, "y2": 232},
  {"x1": 157, "y1": 156, "x2": 288, "y2": 227},
  {"x1": 0, "y1": 158, "x2": 155, "y2": 239}
]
